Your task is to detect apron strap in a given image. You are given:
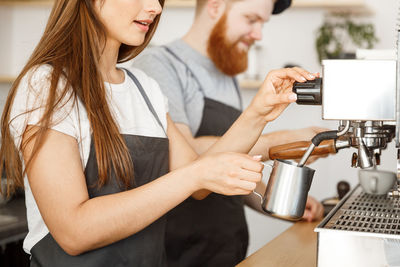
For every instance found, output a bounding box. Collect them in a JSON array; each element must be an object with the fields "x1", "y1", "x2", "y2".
[
  {"x1": 123, "y1": 68, "x2": 167, "y2": 135},
  {"x1": 162, "y1": 46, "x2": 243, "y2": 111},
  {"x1": 232, "y1": 77, "x2": 243, "y2": 111},
  {"x1": 162, "y1": 46, "x2": 206, "y2": 95}
]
